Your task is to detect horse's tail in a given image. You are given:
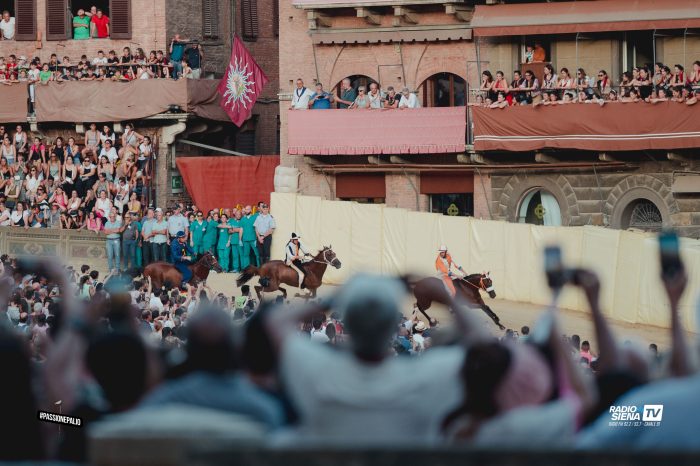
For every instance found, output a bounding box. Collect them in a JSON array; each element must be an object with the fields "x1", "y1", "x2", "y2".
[{"x1": 236, "y1": 266, "x2": 259, "y2": 287}]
